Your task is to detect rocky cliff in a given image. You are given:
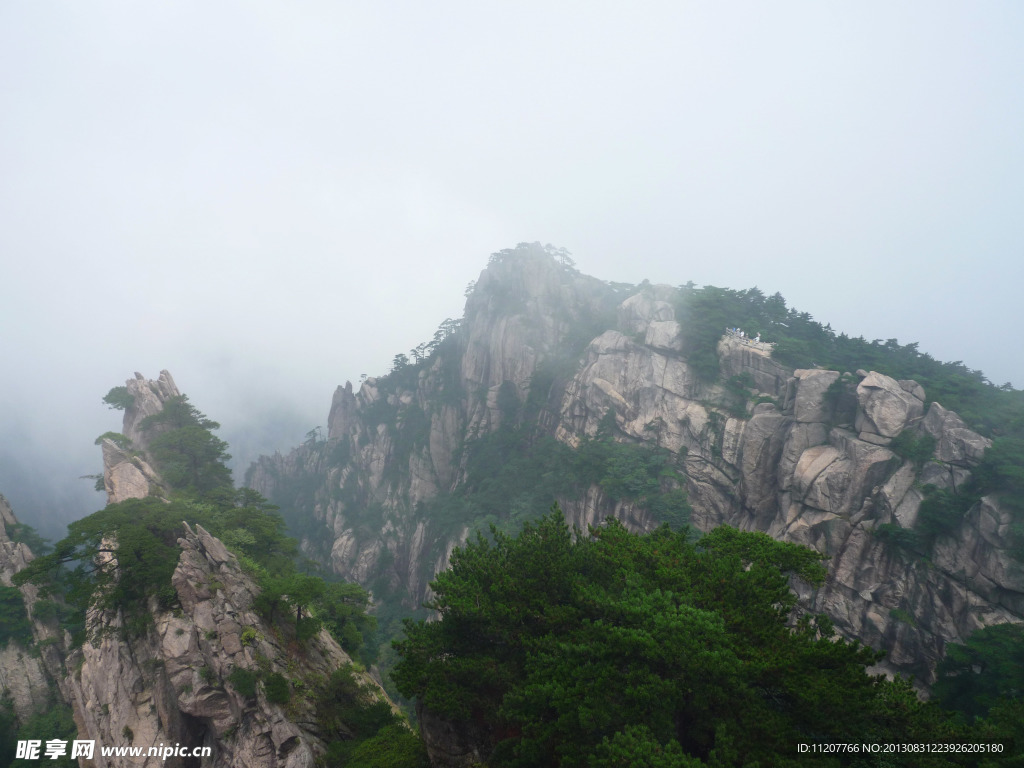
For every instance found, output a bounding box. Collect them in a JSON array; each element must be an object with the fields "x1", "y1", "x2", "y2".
[
  {"x1": 3, "y1": 372, "x2": 399, "y2": 767},
  {"x1": 60, "y1": 520, "x2": 363, "y2": 768},
  {"x1": 249, "y1": 248, "x2": 628, "y2": 600},
  {"x1": 557, "y1": 327, "x2": 1020, "y2": 682},
  {"x1": 101, "y1": 370, "x2": 180, "y2": 504},
  {"x1": 0, "y1": 495, "x2": 57, "y2": 723},
  {"x1": 249, "y1": 243, "x2": 1023, "y2": 689}
]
